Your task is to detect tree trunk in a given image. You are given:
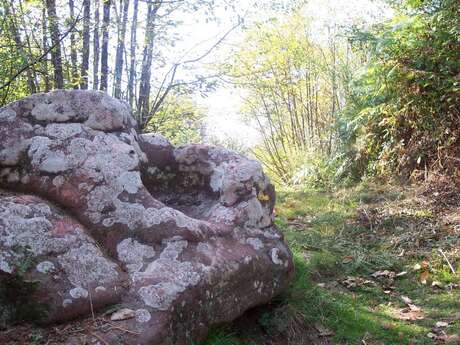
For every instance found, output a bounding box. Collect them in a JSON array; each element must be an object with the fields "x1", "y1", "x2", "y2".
[
  {"x1": 46, "y1": 0, "x2": 64, "y2": 89},
  {"x1": 100, "y1": 0, "x2": 111, "y2": 91},
  {"x1": 93, "y1": 0, "x2": 100, "y2": 90},
  {"x1": 113, "y1": 0, "x2": 129, "y2": 99},
  {"x1": 80, "y1": 0, "x2": 91, "y2": 89},
  {"x1": 17, "y1": 0, "x2": 40, "y2": 92},
  {"x1": 68, "y1": 0, "x2": 78, "y2": 89},
  {"x1": 128, "y1": 0, "x2": 138, "y2": 107},
  {"x1": 138, "y1": 1, "x2": 161, "y2": 124},
  {"x1": 42, "y1": 5, "x2": 51, "y2": 92},
  {"x1": 5, "y1": 2, "x2": 36, "y2": 94}
]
